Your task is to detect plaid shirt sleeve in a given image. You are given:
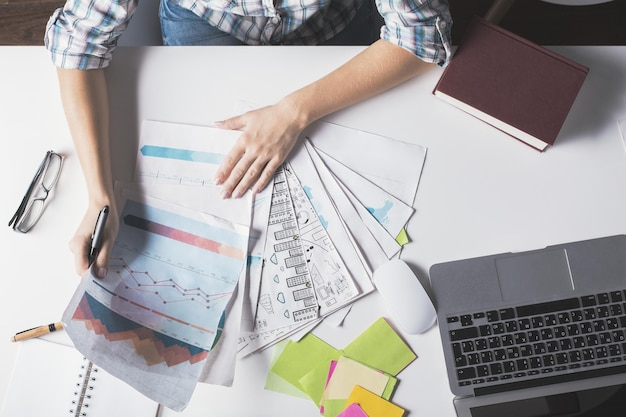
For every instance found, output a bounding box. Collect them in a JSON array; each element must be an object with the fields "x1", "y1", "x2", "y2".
[
  {"x1": 377, "y1": 0, "x2": 452, "y2": 66},
  {"x1": 45, "y1": 0, "x2": 138, "y2": 69}
]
